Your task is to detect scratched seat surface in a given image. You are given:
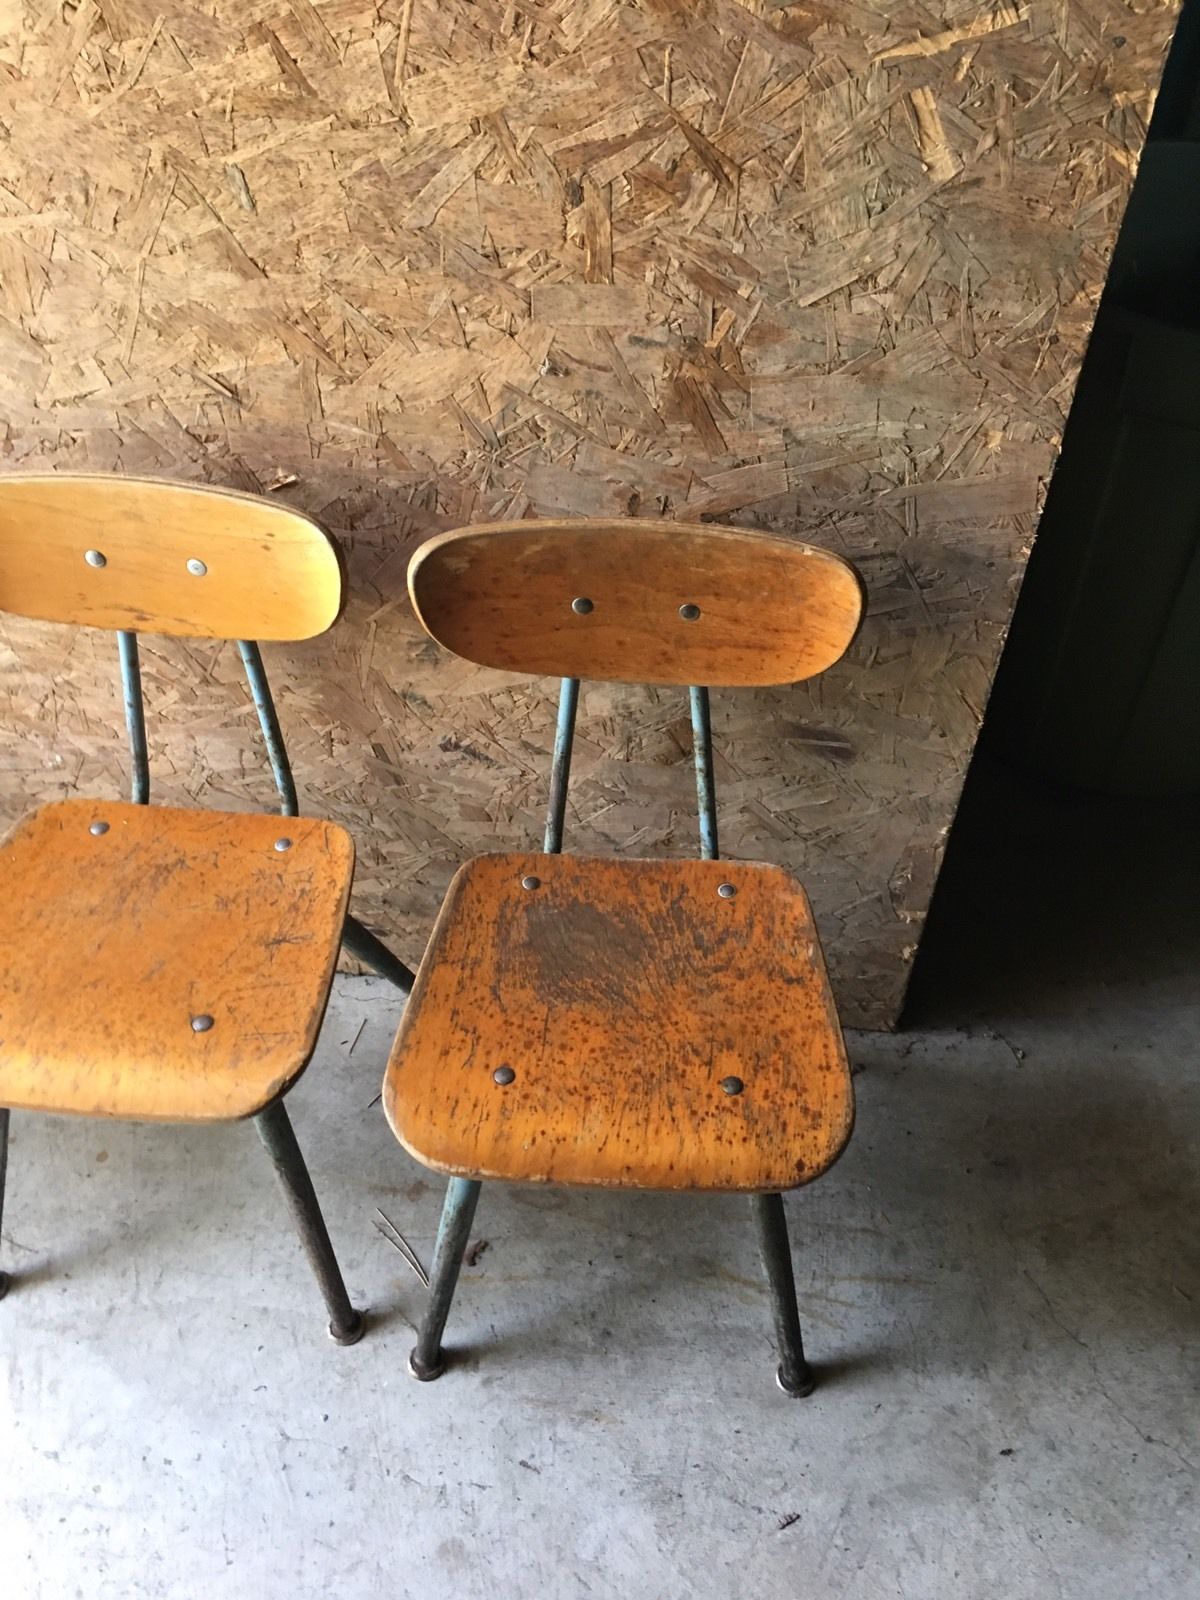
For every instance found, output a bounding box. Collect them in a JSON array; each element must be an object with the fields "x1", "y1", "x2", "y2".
[
  {"x1": 384, "y1": 852, "x2": 853, "y2": 1192},
  {"x1": 0, "y1": 800, "x2": 354, "y2": 1122}
]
